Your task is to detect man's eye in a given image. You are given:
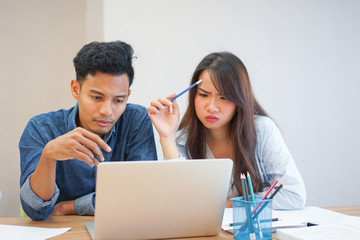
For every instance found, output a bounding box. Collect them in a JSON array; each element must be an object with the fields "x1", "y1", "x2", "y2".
[
  {"x1": 92, "y1": 96, "x2": 102, "y2": 100},
  {"x1": 115, "y1": 99, "x2": 124, "y2": 103}
]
